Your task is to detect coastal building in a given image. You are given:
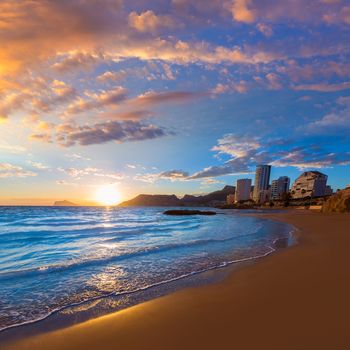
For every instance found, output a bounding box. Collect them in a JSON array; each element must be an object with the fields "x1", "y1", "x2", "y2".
[
  {"x1": 226, "y1": 194, "x2": 235, "y2": 205},
  {"x1": 291, "y1": 171, "x2": 328, "y2": 199},
  {"x1": 235, "y1": 178, "x2": 252, "y2": 202},
  {"x1": 270, "y1": 176, "x2": 290, "y2": 200},
  {"x1": 253, "y1": 165, "x2": 271, "y2": 203},
  {"x1": 325, "y1": 185, "x2": 333, "y2": 196}
]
